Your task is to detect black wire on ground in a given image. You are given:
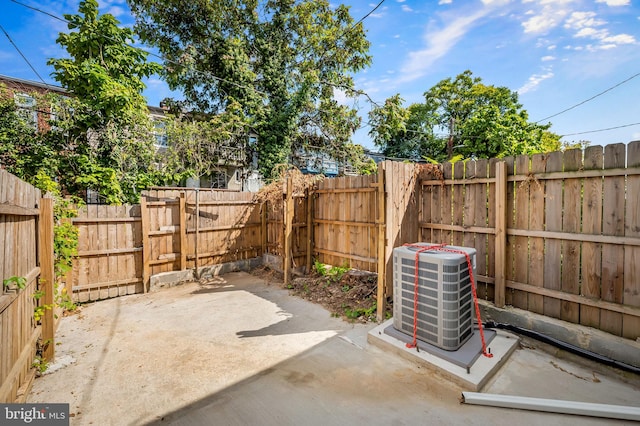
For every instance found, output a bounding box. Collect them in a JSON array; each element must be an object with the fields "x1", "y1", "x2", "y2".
[{"x1": 483, "y1": 321, "x2": 640, "y2": 375}]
